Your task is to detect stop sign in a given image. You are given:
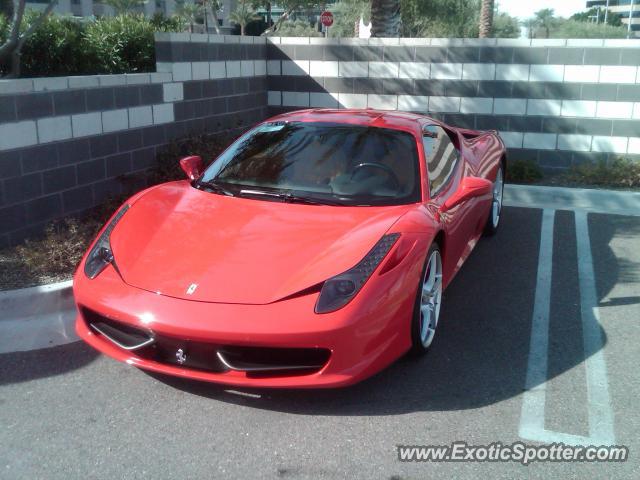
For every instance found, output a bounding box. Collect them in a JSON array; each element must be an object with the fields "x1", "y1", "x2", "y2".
[{"x1": 320, "y1": 11, "x2": 334, "y2": 27}]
